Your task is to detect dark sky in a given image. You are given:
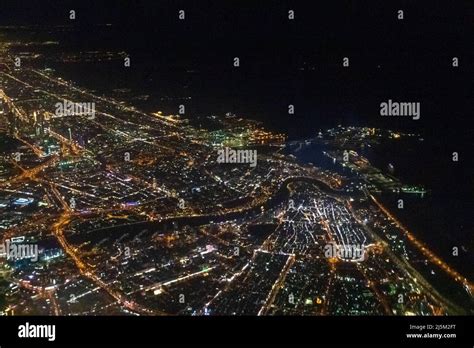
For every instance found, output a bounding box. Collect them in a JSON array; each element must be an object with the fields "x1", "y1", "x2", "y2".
[
  {"x1": 0, "y1": 0, "x2": 472, "y2": 138},
  {"x1": 1, "y1": 1, "x2": 471, "y2": 75},
  {"x1": 1, "y1": 1, "x2": 472, "y2": 46}
]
